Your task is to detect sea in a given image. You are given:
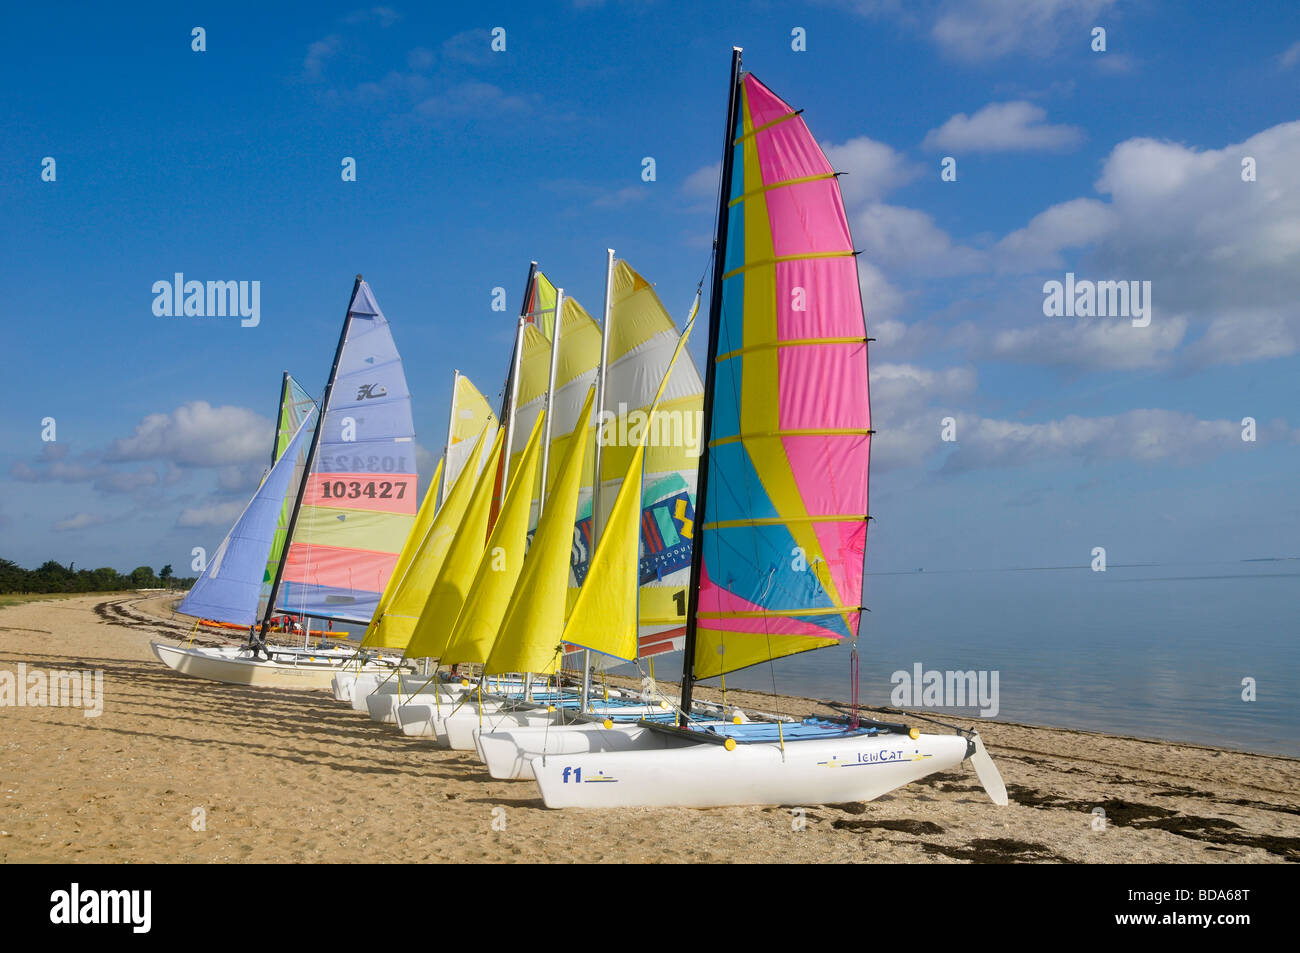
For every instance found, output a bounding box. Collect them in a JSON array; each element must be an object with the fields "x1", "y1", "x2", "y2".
[{"x1": 634, "y1": 561, "x2": 1300, "y2": 758}]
